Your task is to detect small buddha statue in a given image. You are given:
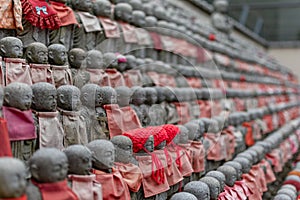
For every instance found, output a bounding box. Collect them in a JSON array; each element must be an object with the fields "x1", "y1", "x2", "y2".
[
  {"x1": 64, "y1": 145, "x2": 103, "y2": 200},
  {"x1": 26, "y1": 148, "x2": 78, "y2": 200},
  {"x1": 25, "y1": 42, "x2": 54, "y2": 85},
  {"x1": 57, "y1": 85, "x2": 88, "y2": 146},
  {"x1": 111, "y1": 135, "x2": 138, "y2": 165},
  {"x1": 123, "y1": 55, "x2": 143, "y2": 87},
  {"x1": 0, "y1": 37, "x2": 31, "y2": 86},
  {"x1": 206, "y1": 171, "x2": 226, "y2": 193},
  {"x1": 87, "y1": 139, "x2": 131, "y2": 200},
  {"x1": 3, "y1": 82, "x2": 36, "y2": 161},
  {"x1": 184, "y1": 181, "x2": 210, "y2": 200},
  {"x1": 170, "y1": 192, "x2": 197, "y2": 200},
  {"x1": 211, "y1": 0, "x2": 233, "y2": 35},
  {"x1": 0, "y1": 157, "x2": 27, "y2": 200},
  {"x1": 68, "y1": 48, "x2": 90, "y2": 89},
  {"x1": 80, "y1": 84, "x2": 107, "y2": 141},
  {"x1": 48, "y1": 44, "x2": 72, "y2": 88},
  {"x1": 199, "y1": 177, "x2": 220, "y2": 200},
  {"x1": 103, "y1": 52, "x2": 126, "y2": 87},
  {"x1": 31, "y1": 82, "x2": 64, "y2": 150},
  {"x1": 130, "y1": 86, "x2": 147, "y2": 124}
]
